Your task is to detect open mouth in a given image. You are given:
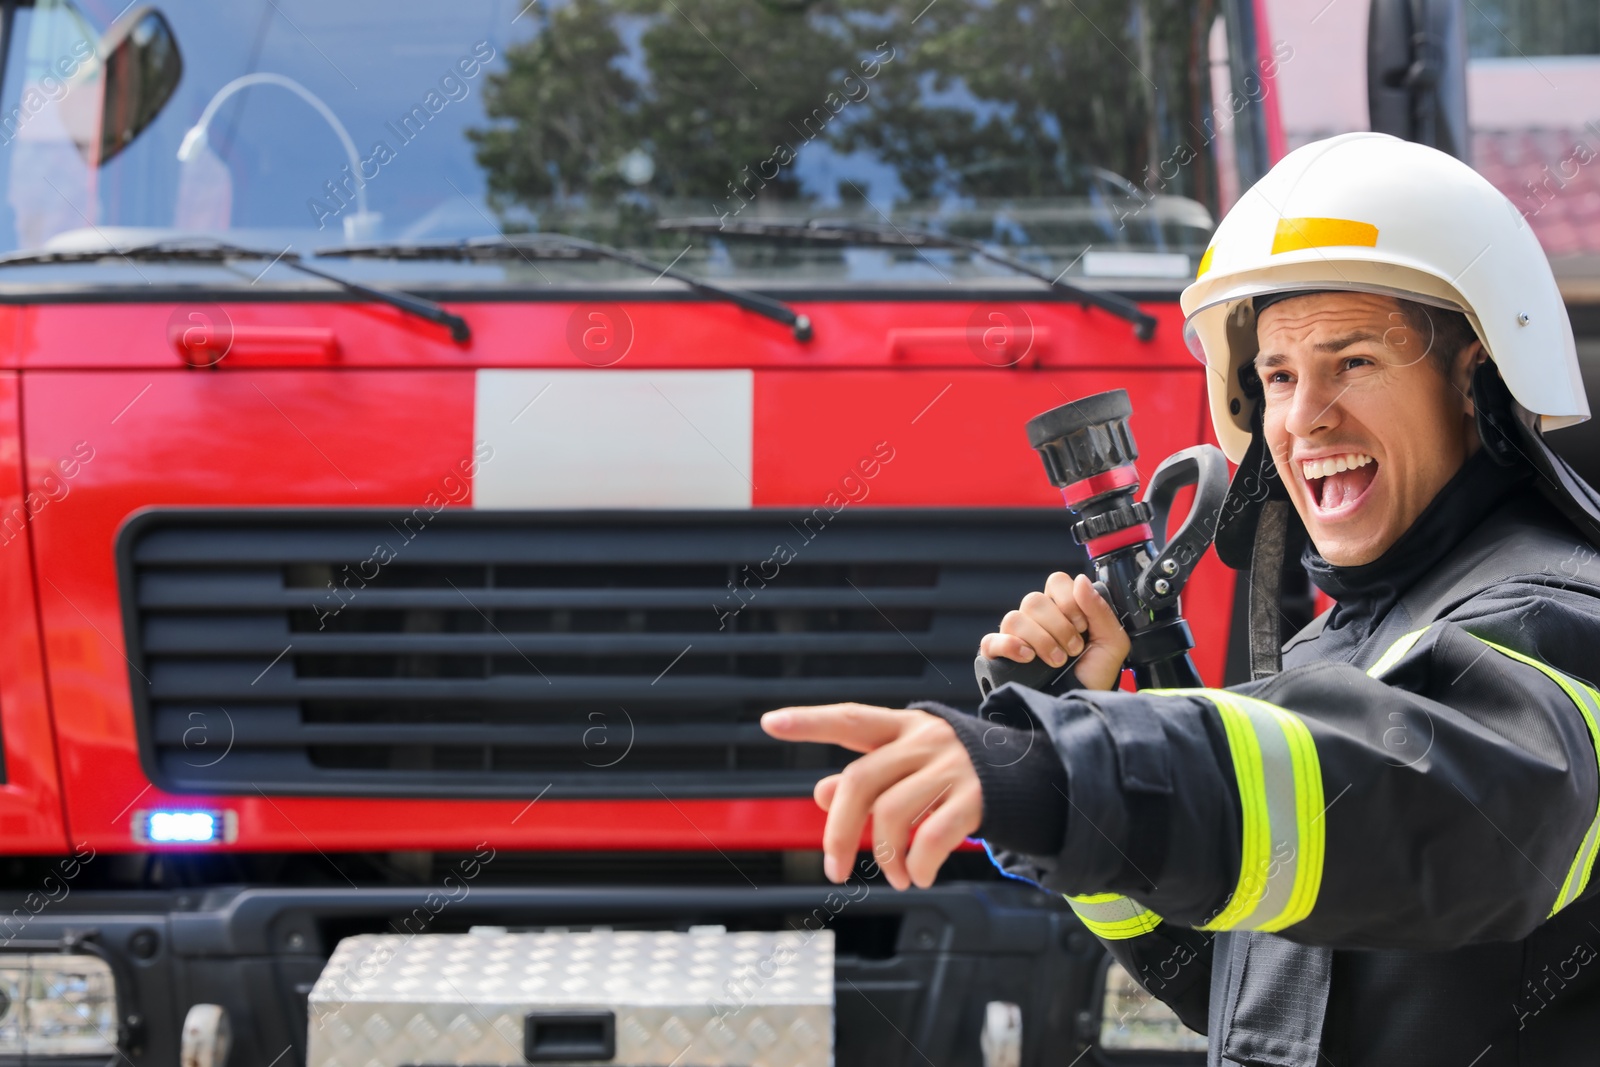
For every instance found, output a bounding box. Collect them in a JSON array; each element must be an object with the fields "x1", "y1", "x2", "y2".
[{"x1": 1301, "y1": 452, "x2": 1378, "y2": 516}]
